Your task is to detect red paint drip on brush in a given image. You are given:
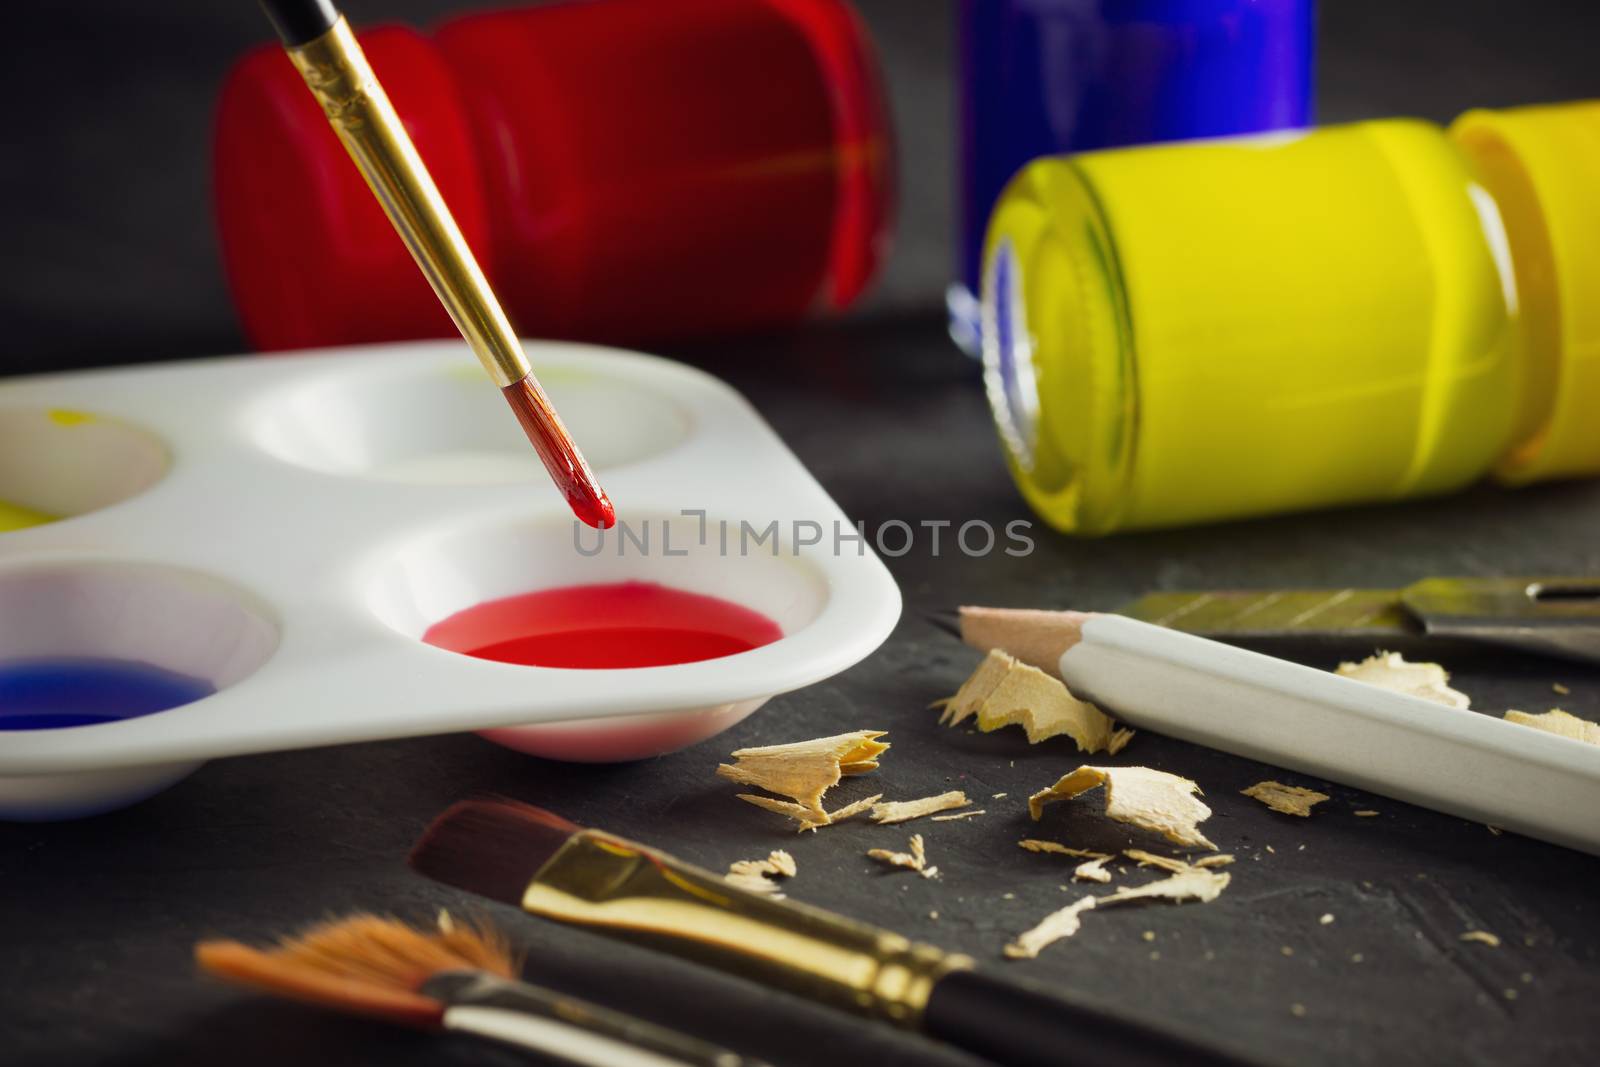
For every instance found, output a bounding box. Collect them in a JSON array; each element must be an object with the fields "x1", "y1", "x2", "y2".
[
  {"x1": 422, "y1": 581, "x2": 782, "y2": 669},
  {"x1": 501, "y1": 376, "x2": 614, "y2": 528}
]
